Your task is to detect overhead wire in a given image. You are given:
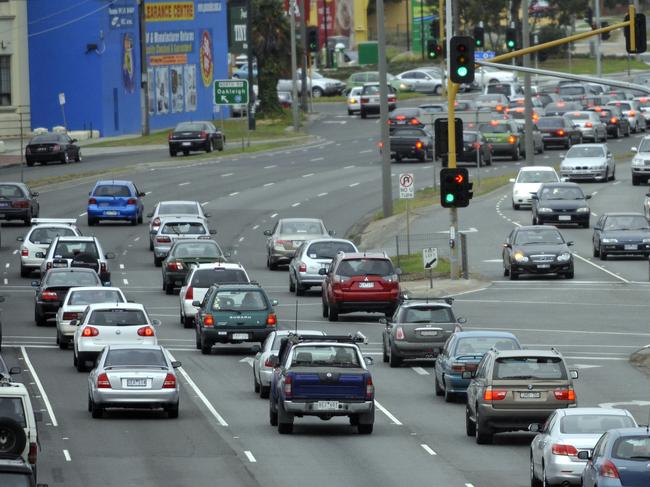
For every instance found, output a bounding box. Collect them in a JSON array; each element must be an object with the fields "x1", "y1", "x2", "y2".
[{"x1": 29, "y1": 1, "x2": 117, "y2": 38}]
